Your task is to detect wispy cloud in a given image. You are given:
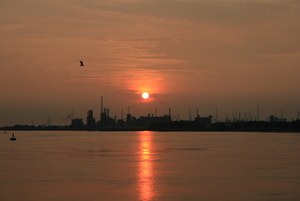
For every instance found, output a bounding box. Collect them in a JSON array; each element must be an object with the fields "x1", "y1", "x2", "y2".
[
  {"x1": 1, "y1": 24, "x2": 24, "y2": 31},
  {"x1": 252, "y1": 52, "x2": 300, "y2": 59}
]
